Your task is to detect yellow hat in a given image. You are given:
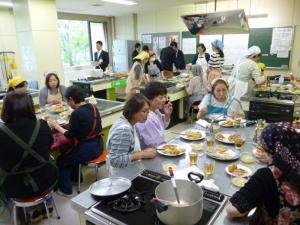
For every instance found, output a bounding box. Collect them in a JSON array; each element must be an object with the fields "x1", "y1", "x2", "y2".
[
  {"x1": 133, "y1": 51, "x2": 149, "y2": 61},
  {"x1": 8, "y1": 76, "x2": 26, "y2": 89},
  {"x1": 257, "y1": 62, "x2": 266, "y2": 71}
]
